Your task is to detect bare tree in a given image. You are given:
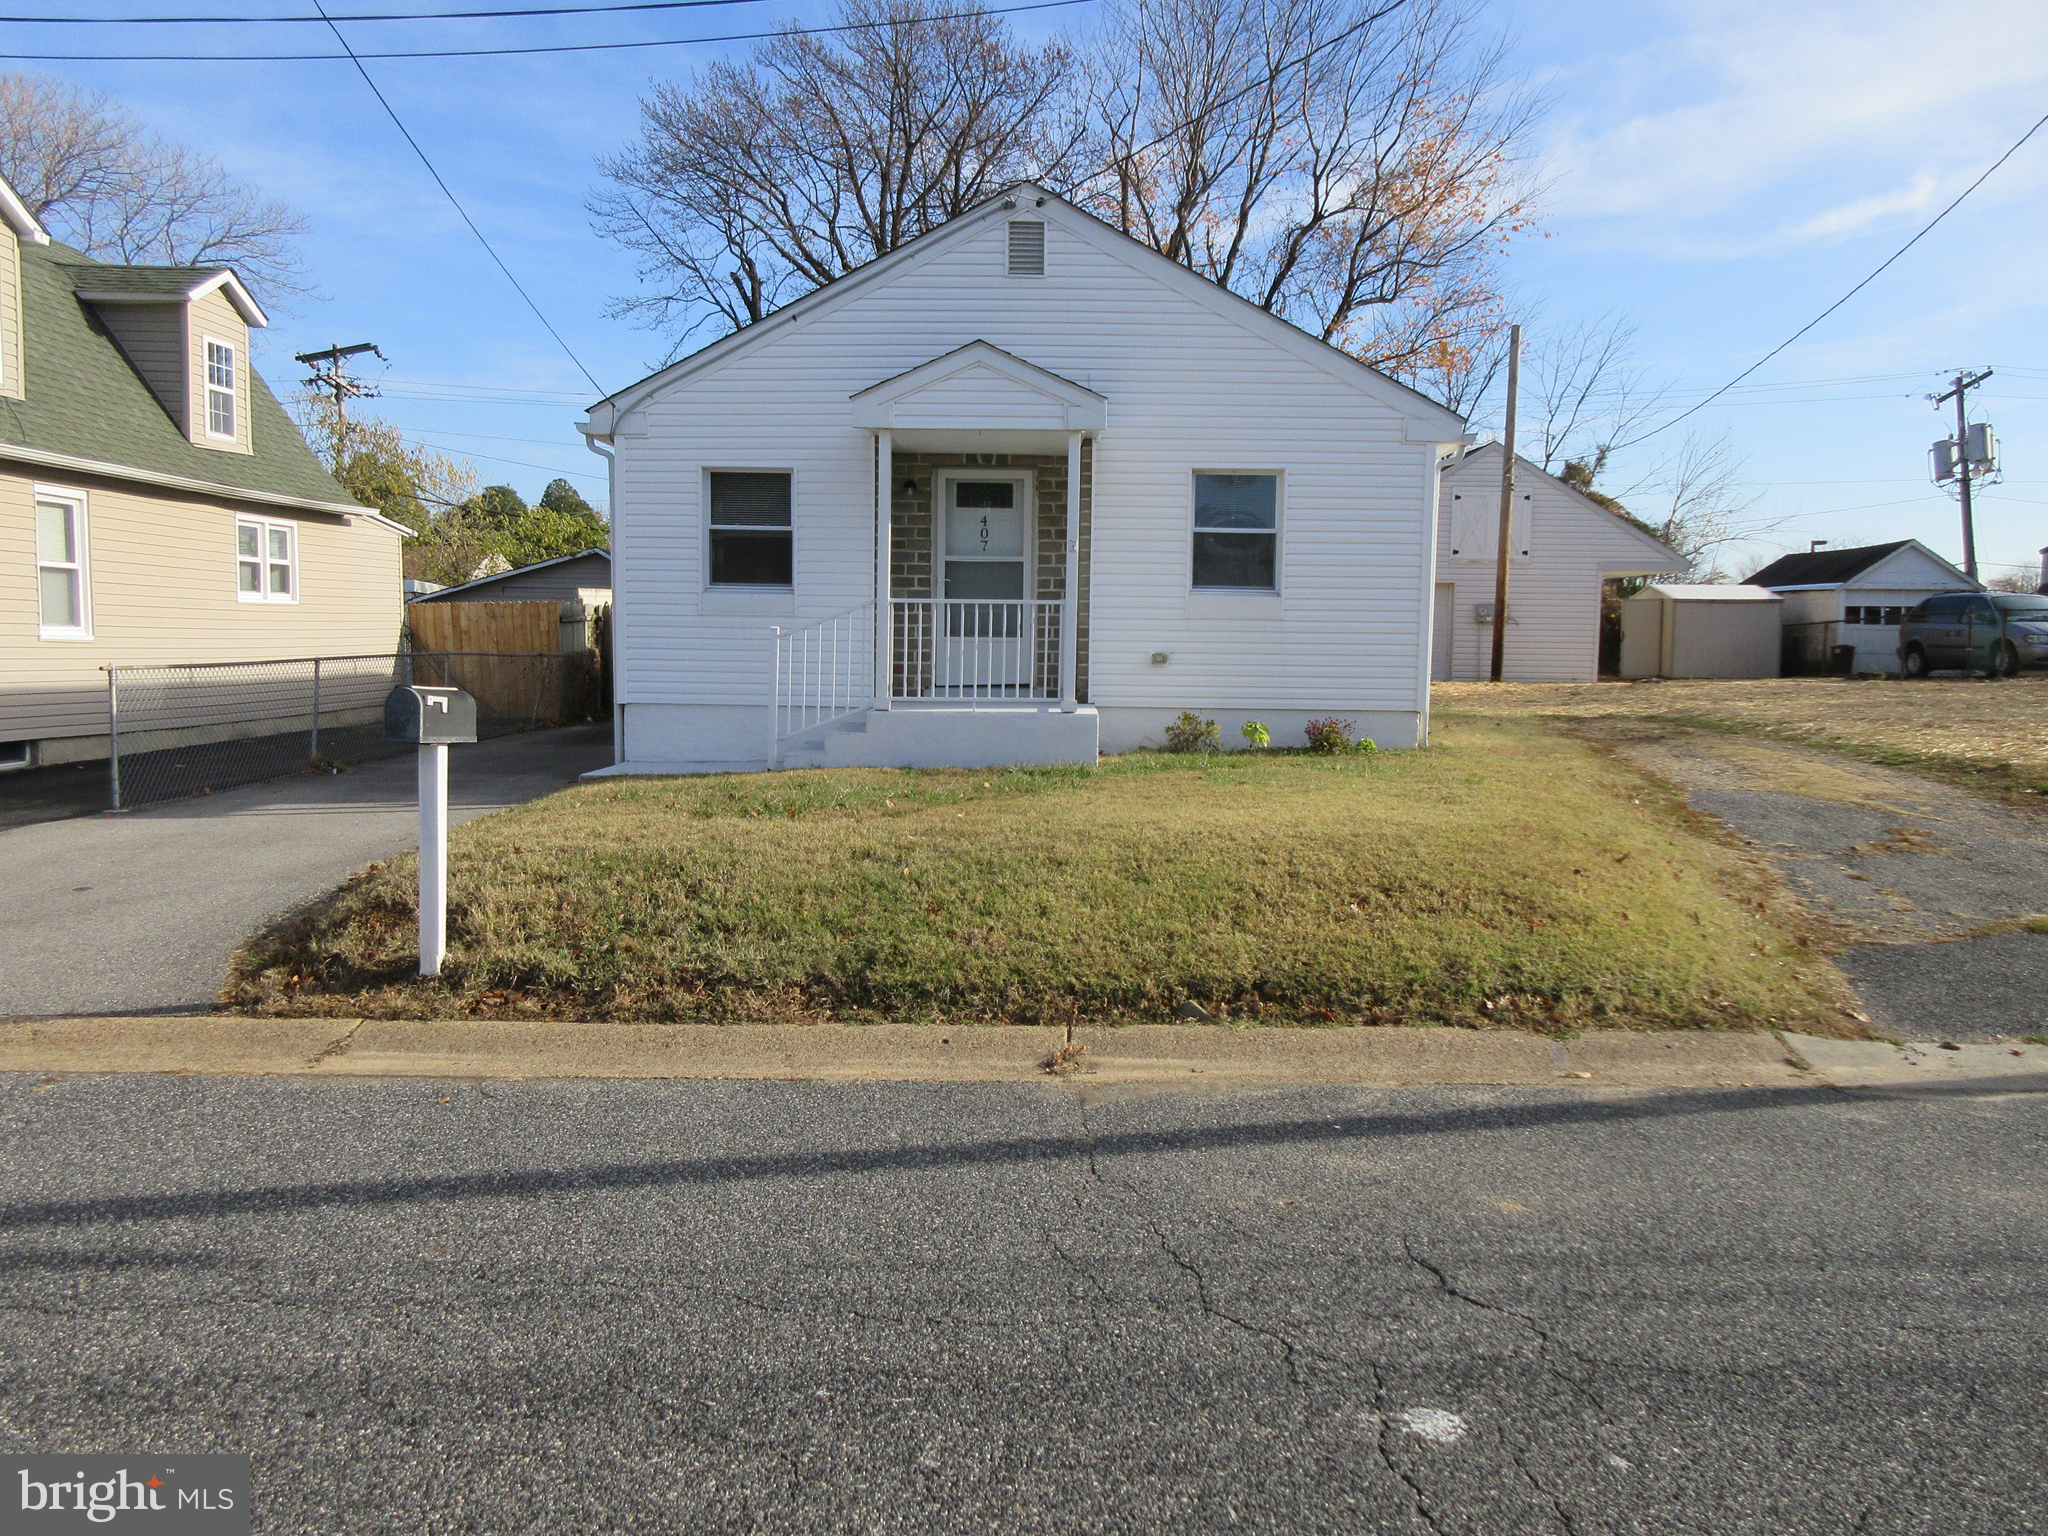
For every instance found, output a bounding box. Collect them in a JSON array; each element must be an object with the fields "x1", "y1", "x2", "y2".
[
  {"x1": 591, "y1": 0, "x2": 1077, "y2": 346},
  {"x1": 1623, "y1": 432, "x2": 1776, "y2": 583},
  {"x1": 1984, "y1": 563, "x2": 2045, "y2": 595},
  {"x1": 1521, "y1": 315, "x2": 1667, "y2": 474},
  {"x1": 1068, "y1": 0, "x2": 1538, "y2": 372},
  {"x1": 0, "y1": 74, "x2": 312, "y2": 308}
]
